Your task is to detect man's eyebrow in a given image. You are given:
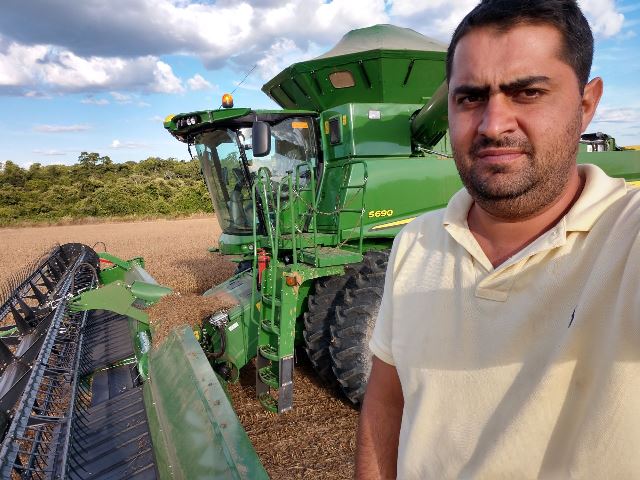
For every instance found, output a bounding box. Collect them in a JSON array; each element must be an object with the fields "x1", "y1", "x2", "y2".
[
  {"x1": 499, "y1": 75, "x2": 551, "y2": 93},
  {"x1": 451, "y1": 76, "x2": 552, "y2": 98},
  {"x1": 451, "y1": 84, "x2": 491, "y2": 97}
]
